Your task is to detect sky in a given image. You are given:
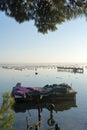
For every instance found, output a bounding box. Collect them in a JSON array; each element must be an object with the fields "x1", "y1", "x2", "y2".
[{"x1": 0, "y1": 12, "x2": 87, "y2": 64}]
